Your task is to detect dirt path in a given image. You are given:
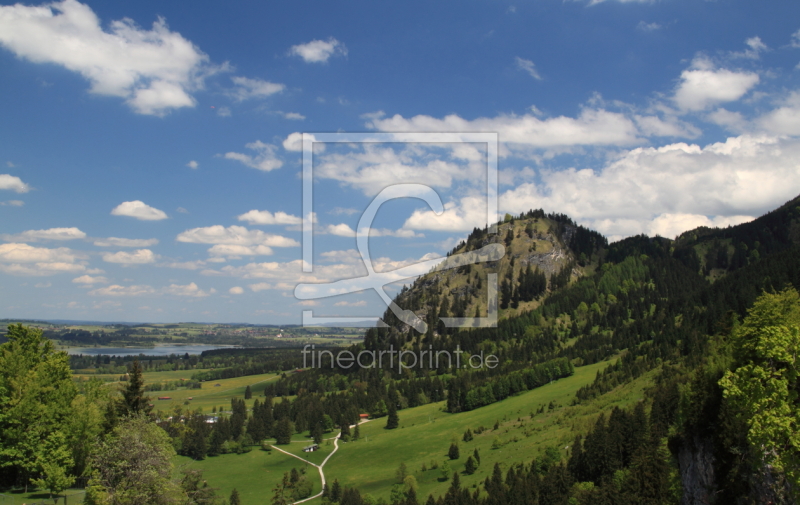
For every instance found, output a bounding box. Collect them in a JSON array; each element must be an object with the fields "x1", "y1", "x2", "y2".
[{"x1": 270, "y1": 419, "x2": 371, "y2": 504}]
